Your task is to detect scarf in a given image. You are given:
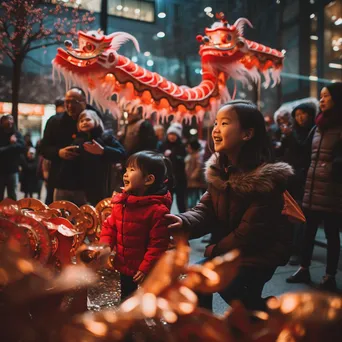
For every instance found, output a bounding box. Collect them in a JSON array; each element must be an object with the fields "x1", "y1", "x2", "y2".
[{"x1": 315, "y1": 109, "x2": 342, "y2": 130}]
